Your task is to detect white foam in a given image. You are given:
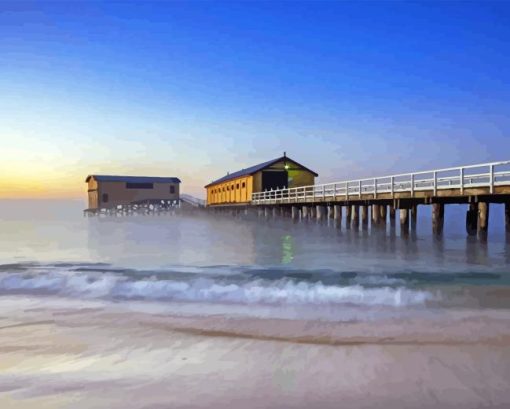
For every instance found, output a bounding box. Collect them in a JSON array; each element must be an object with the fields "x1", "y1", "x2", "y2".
[{"x1": 0, "y1": 269, "x2": 434, "y2": 307}]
